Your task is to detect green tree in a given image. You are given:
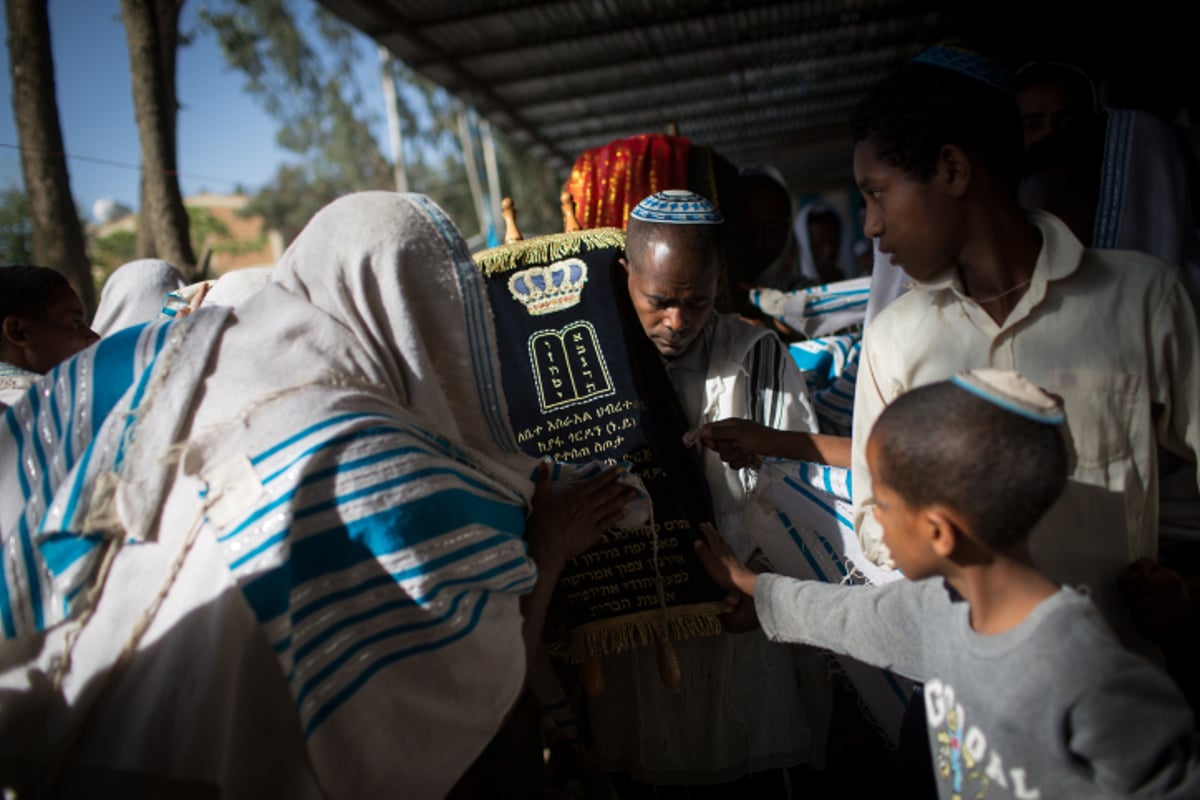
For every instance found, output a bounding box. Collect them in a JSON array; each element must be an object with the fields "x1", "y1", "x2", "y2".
[
  {"x1": 187, "y1": 205, "x2": 229, "y2": 250},
  {"x1": 201, "y1": 0, "x2": 562, "y2": 247},
  {"x1": 89, "y1": 229, "x2": 138, "y2": 283},
  {"x1": 494, "y1": 128, "x2": 562, "y2": 238},
  {"x1": 199, "y1": 1, "x2": 391, "y2": 243}
]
